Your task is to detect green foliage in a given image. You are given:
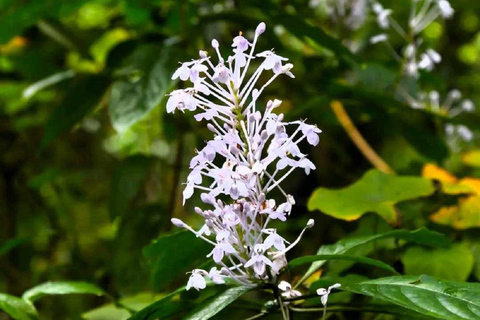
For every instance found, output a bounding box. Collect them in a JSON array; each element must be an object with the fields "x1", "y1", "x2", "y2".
[
  {"x1": 0, "y1": 293, "x2": 38, "y2": 320},
  {"x1": 22, "y1": 281, "x2": 105, "y2": 303},
  {"x1": 299, "y1": 228, "x2": 450, "y2": 285},
  {"x1": 183, "y1": 286, "x2": 251, "y2": 320},
  {"x1": 308, "y1": 170, "x2": 435, "y2": 223},
  {"x1": 41, "y1": 74, "x2": 110, "y2": 147},
  {"x1": 109, "y1": 45, "x2": 173, "y2": 133},
  {"x1": 288, "y1": 254, "x2": 399, "y2": 274},
  {"x1": 402, "y1": 245, "x2": 474, "y2": 281},
  {"x1": 143, "y1": 231, "x2": 211, "y2": 291},
  {"x1": 343, "y1": 275, "x2": 480, "y2": 320}
]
